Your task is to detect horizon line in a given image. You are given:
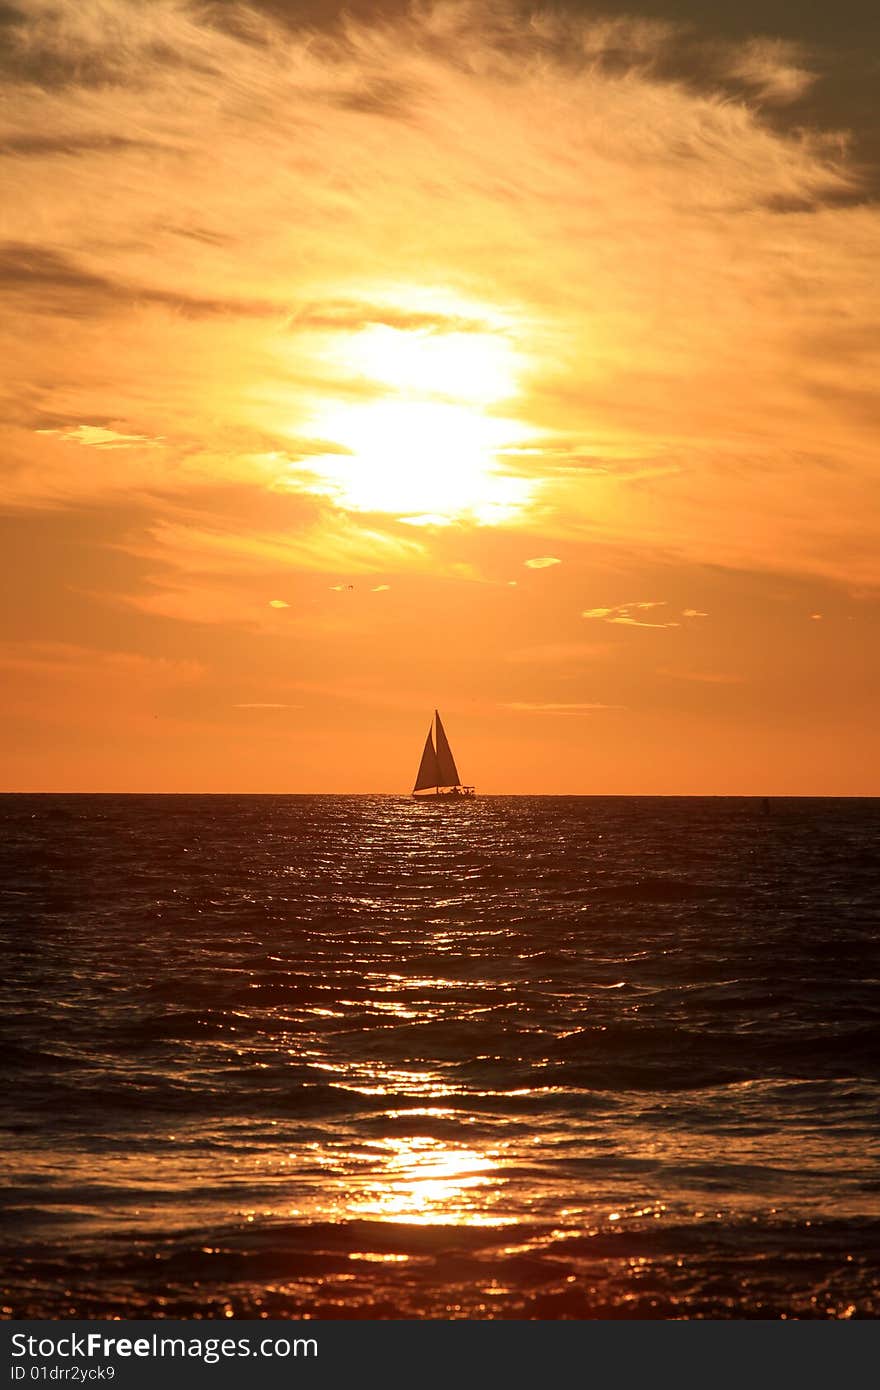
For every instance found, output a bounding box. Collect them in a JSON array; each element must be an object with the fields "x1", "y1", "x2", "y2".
[{"x1": 1, "y1": 791, "x2": 878, "y2": 799}]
